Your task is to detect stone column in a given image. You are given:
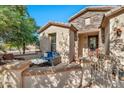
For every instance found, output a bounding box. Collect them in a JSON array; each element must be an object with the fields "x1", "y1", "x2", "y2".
[{"x1": 75, "y1": 33, "x2": 79, "y2": 62}]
